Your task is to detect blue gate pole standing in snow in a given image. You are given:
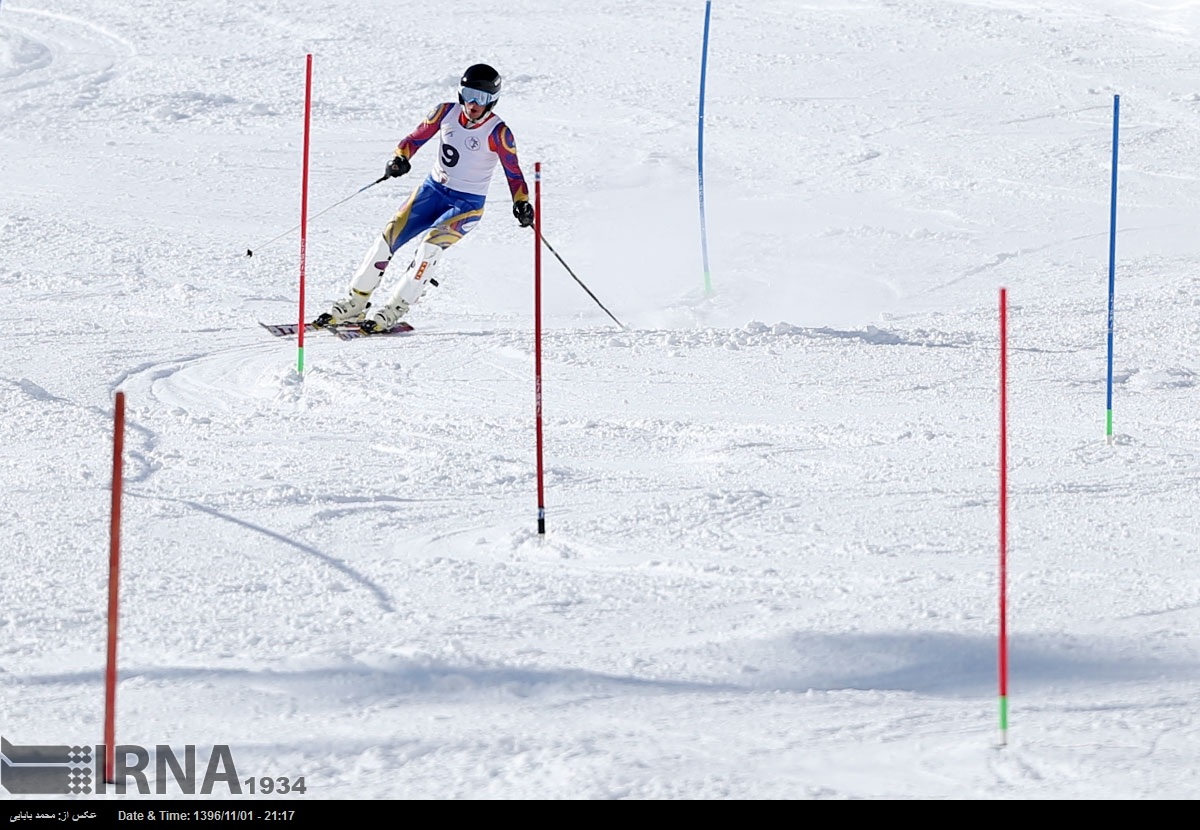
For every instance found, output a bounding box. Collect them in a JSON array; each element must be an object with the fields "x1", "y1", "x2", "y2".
[
  {"x1": 697, "y1": 1, "x2": 713, "y2": 296},
  {"x1": 1106, "y1": 94, "x2": 1119, "y2": 444}
]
